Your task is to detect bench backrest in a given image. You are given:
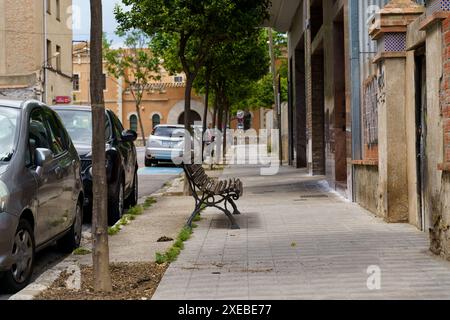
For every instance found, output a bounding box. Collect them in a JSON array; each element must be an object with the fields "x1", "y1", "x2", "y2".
[{"x1": 183, "y1": 164, "x2": 209, "y2": 189}]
